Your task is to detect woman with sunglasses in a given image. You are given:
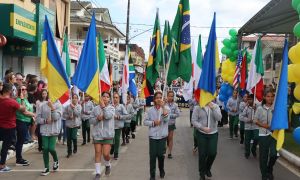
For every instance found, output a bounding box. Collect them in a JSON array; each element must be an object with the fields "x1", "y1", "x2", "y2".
[
  {"x1": 15, "y1": 84, "x2": 36, "y2": 166},
  {"x1": 144, "y1": 91, "x2": 169, "y2": 180},
  {"x1": 63, "y1": 94, "x2": 82, "y2": 158},
  {"x1": 36, "y1": 89, "x2": 62, "y2": 176},
  {"x1": 110, "y1": 92, "x2": 129, "y2": 160},
  {"x1": 90, "y1": 92, "x2": 115, "y2": 179}
]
